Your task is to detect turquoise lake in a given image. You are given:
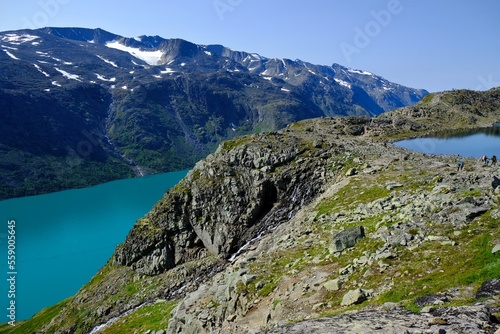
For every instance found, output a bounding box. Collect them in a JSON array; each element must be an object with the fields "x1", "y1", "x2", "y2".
[
  {"x1": 394, "y1": 127, "x2": 500, "y2": 158},
  {"x1": 0, "y1": 170, "x2": 187, "y2": 321}
]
